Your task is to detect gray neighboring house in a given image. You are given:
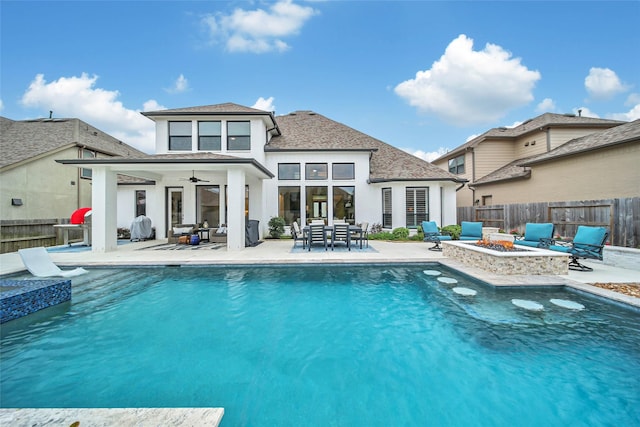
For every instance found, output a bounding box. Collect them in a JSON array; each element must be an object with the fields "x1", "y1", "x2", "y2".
[{"x1": 0, "y1": 116, "x2": 148, "y2": 252}]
